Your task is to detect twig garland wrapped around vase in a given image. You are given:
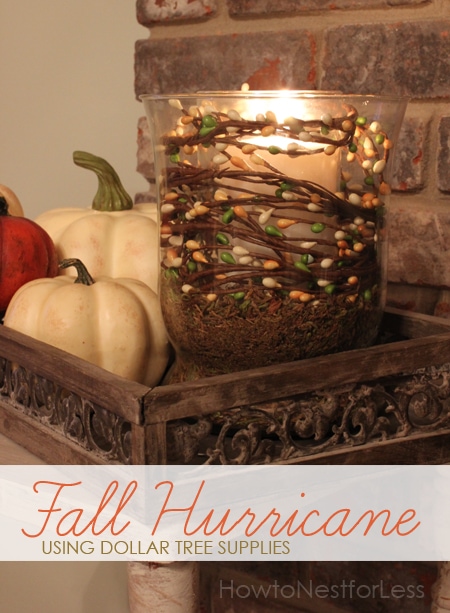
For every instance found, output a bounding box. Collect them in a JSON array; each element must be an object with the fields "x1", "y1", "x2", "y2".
[{"x1": 141, "y1": 90, "x2": 408, "y2": 382}]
